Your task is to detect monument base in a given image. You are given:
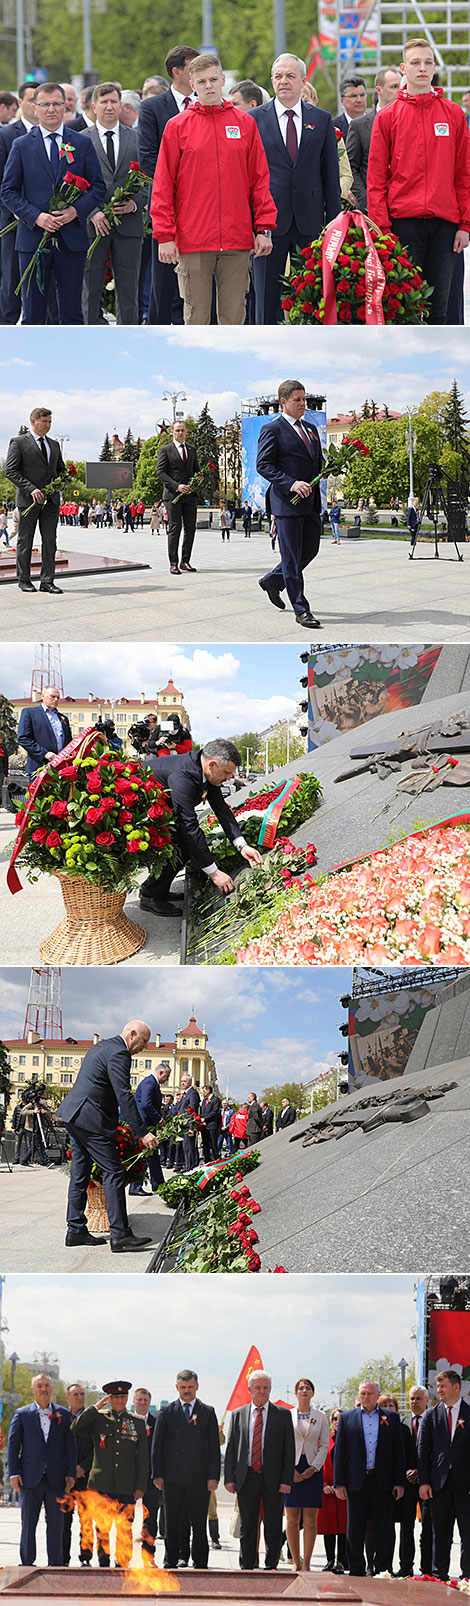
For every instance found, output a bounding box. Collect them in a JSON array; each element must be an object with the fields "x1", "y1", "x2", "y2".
[
  {"x1": 0, "y1": 549, "x2": 150, "y2": 584},
  {"x1": 0, "y1": 1569, "x2": 458, "y2": 1601}
]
